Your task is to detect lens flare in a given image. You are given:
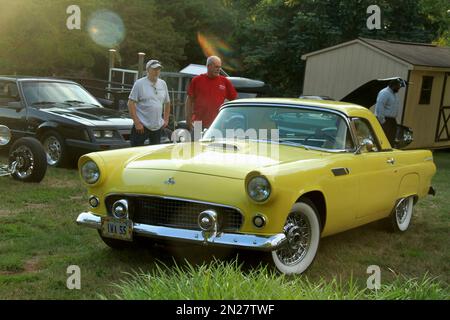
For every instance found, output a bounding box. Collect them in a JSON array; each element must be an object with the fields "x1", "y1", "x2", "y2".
[
  {"x1": 197, "y1": 32, "x2": 240, "y2": 72},
  {"x1": 87, "y1": 10, "x2": 125, "y2": 48}
]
